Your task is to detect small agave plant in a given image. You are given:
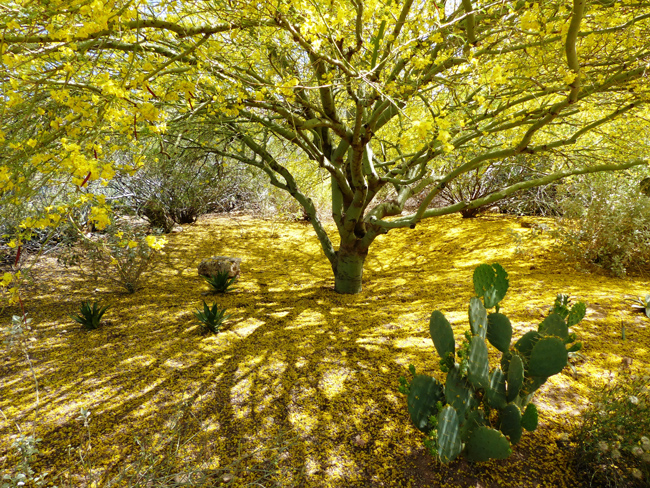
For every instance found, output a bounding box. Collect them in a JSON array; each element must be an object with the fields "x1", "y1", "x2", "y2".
[
  {"x1": 70, "y1": 301, "x2": 110, "y2": 330},
  {"x1": 401, "y1": 263, "x2": 585, "y2": 463},
  {"x1": 628, "y1": 294, "x2": 650, "y2": 318},
  {"x1": 202, "y1": 270, "x2": 237, "y2": 293},
  {"x1": 194, "y1": 301, "x2": 229, "y2": 333}
]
